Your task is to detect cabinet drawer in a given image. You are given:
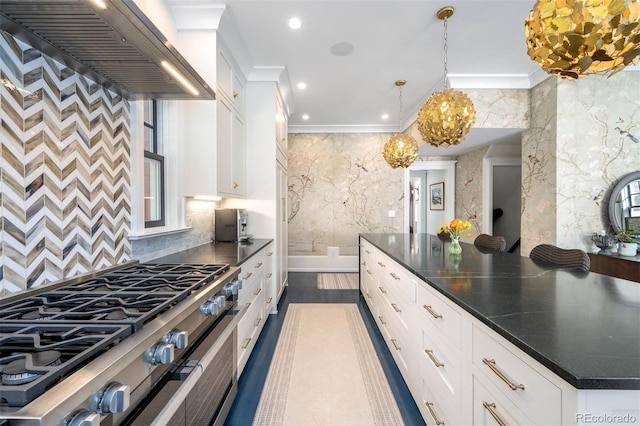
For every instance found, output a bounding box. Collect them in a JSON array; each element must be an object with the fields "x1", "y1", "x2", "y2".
[
  {"x1": 472, "y1": 325, "x2": 561, "y2": 425},
  {"x1": 377, "y1": 301, "x2": 412, "y2": 381},
  {"x1": 417, "y1": 281, "x2": 462, "y2": 349},
  {"x1": 377, "y1": 253, "x2": 415, "y2": 304},
  {"x1": 420, "y1": 328, "x2": 461, "y2": 413},
  {"x1": 237, "y1": 293, "x2": 265, "y2": 374},
  {"x1": 473, "y1": 375, "x2": 532, "y2": 426},
  {"x1": 419, "y1": 376, "x2": 460, "y2": 426},
  {"x1": 238, "y1": 254, "x2": 265, "y2": 306}
]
